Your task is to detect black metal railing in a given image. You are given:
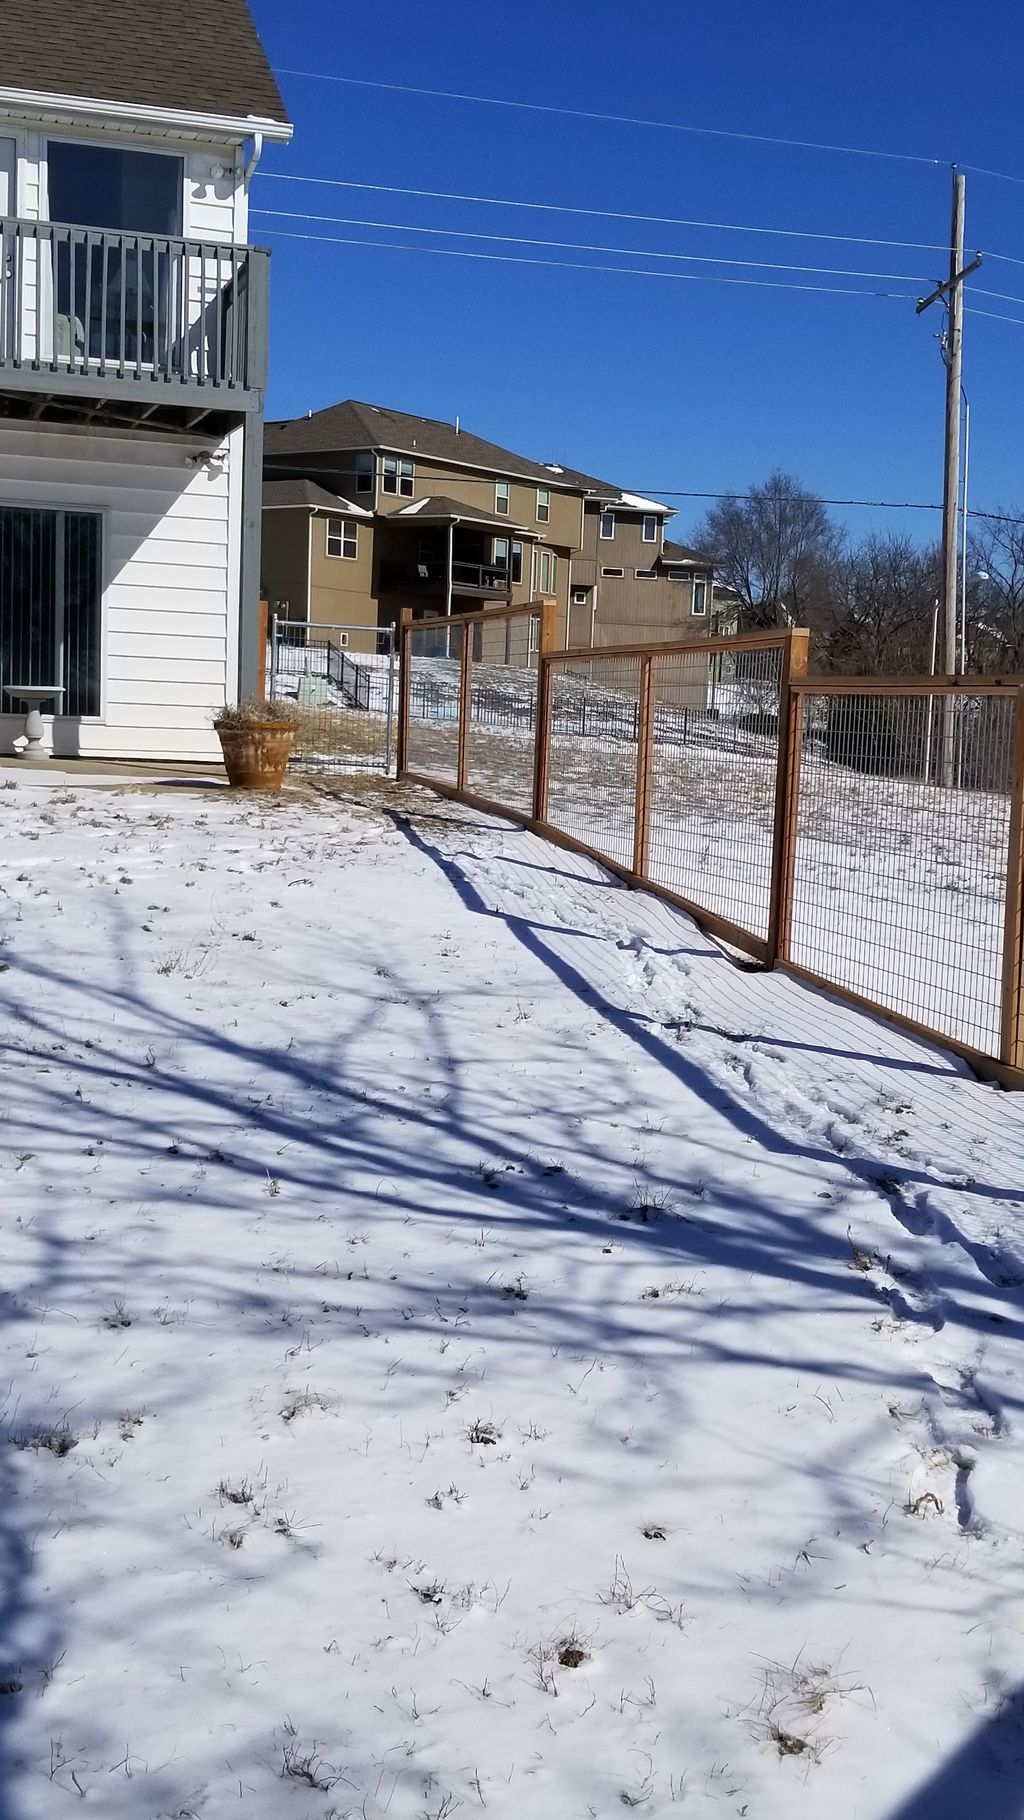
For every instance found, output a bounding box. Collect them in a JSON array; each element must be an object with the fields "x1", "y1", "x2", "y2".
[
  {"x1": 379, "y1": 560, "x2": 512, "y2": 596},
  {"x1": 0, "y1": 218, "x2": 268, "y2": 392},
  {"x1": 272, "y1": 632, "x2": 372, "y2": 710}
]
